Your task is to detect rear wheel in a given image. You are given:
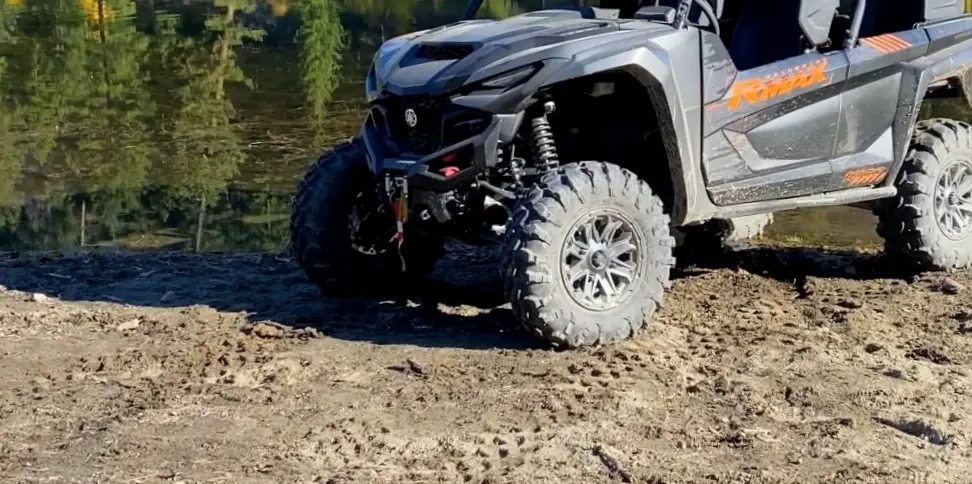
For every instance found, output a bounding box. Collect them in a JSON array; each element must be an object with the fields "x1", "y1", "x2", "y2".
[
  {"x1": 290, "y1": 139, "x2": 444, "y2": 294},
  {"x1": 876, "y1": 118, "x2": 972, "y2": 271},
  {"x1": 501, "y1": 162, "x2": 675, "y2": 348}
]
